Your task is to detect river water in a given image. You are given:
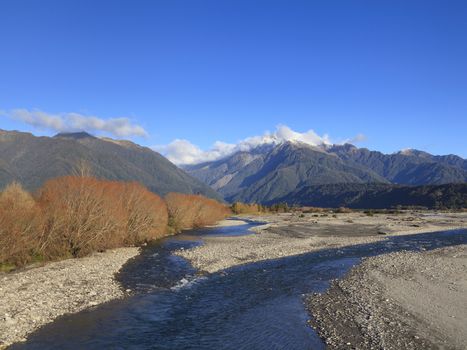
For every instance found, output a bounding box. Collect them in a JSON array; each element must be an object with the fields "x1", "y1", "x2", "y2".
[{"x1": 12, "y1": 222, "x2": 467, "y2": 350}]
